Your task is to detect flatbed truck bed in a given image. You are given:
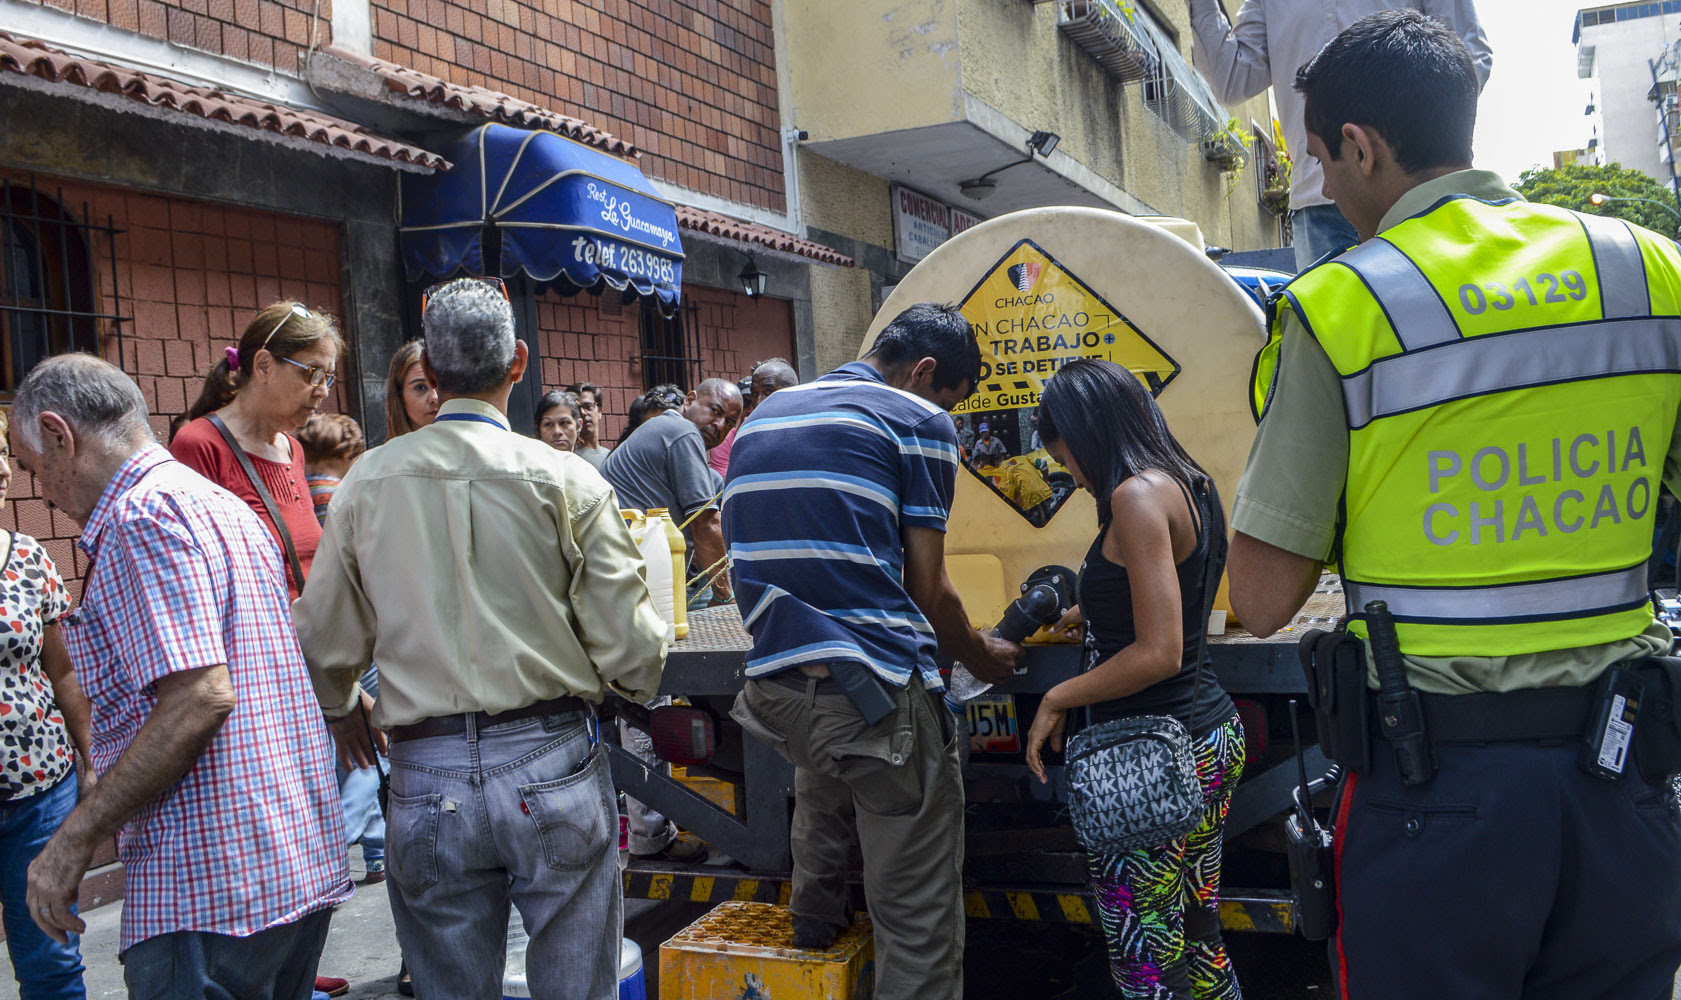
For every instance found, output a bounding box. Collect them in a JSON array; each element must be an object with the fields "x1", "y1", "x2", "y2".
[{"x1": 614, "y1": 578, "x2": 1347, "y2": 935}]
